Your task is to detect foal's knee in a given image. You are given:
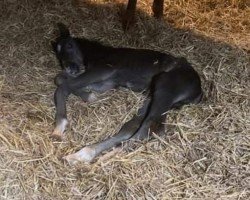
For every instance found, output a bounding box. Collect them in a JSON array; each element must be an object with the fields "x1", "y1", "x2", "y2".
[{"x1": 54, "y1": 73, "x2": 68, "y2": 86}]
